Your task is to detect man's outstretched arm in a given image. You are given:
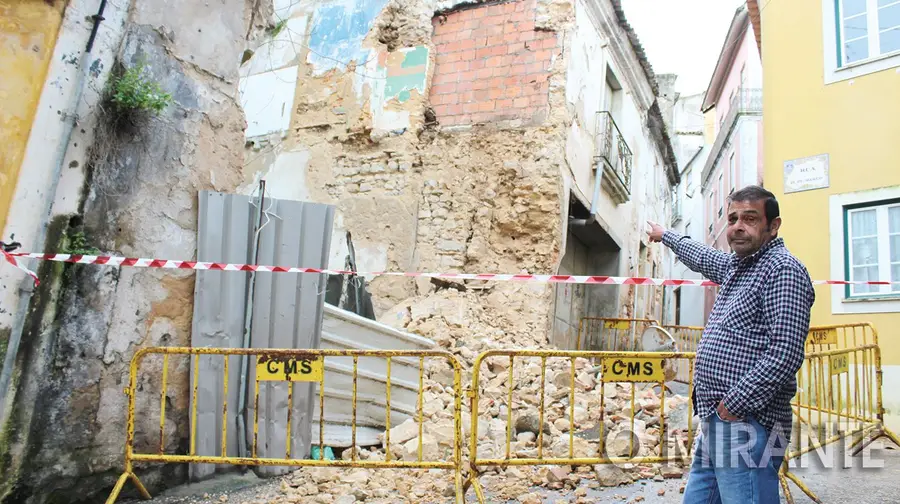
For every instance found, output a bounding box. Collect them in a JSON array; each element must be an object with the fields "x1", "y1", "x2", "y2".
[{"x1": 646, "y1": 221, "x2": 733, "y2": 285}]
